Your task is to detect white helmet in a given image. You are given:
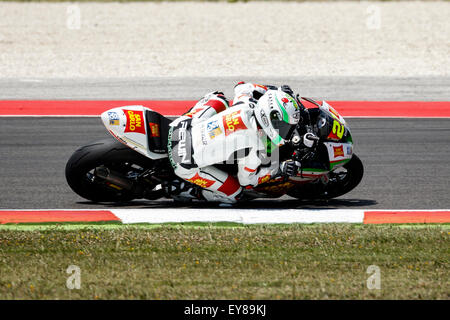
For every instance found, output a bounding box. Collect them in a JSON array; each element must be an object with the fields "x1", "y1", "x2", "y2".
[{"x1": 254, "y1": 89, "x2": 301, "y2": 146}]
